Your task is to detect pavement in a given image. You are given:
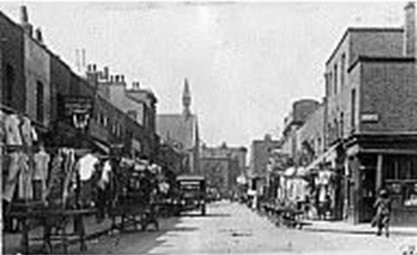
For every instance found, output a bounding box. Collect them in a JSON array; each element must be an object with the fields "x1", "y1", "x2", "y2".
[
  {"x1": 67, "y1": 201, "x2": 417, "y2": 255},
  {"x1": 3, "y1": 201, "x2": 417, "y2": 254}
]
